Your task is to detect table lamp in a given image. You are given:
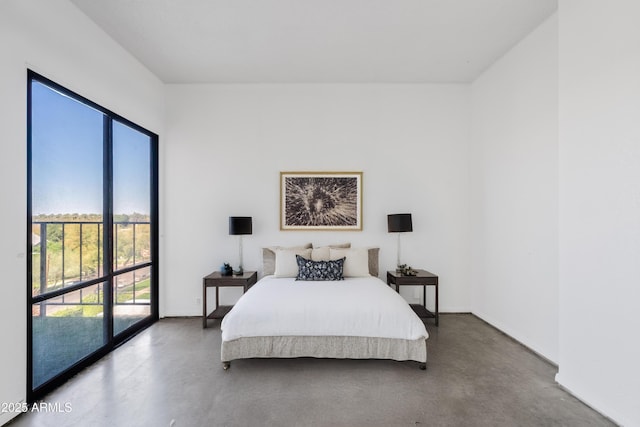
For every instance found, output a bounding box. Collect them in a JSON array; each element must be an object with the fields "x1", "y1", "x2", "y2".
[
  {"x1": 387, "y1": 213, "x2": 413, "y2": 270},
  {"x1": 229, "y1": 216, "x2": 252, "y2": 275}
]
